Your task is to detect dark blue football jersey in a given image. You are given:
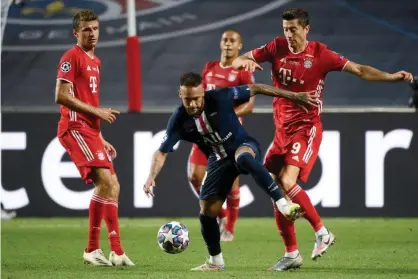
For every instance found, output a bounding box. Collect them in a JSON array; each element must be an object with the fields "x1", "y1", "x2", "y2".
[{"x1": 159, "y1": 85, "x2": 256, "y2": 160}]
